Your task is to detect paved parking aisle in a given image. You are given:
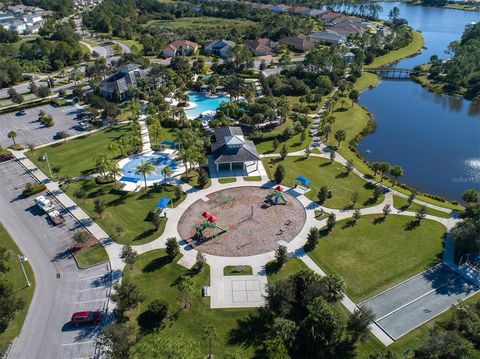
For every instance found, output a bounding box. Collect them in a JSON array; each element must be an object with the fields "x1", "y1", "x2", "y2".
[
  {"x1": 0, "y1": 159, "x2": 110, "y2": 359},
  {"x1": 360, "y1": 264, "x2": 479, "y2": 340}
]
